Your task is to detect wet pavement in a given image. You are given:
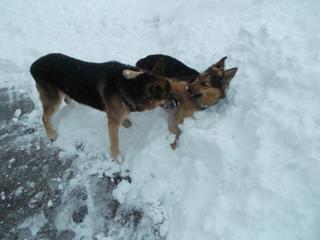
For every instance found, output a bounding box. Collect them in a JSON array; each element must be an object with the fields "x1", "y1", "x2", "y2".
[{"x1": 0, "y1": 88, "x2": 163, "y2": 239}]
